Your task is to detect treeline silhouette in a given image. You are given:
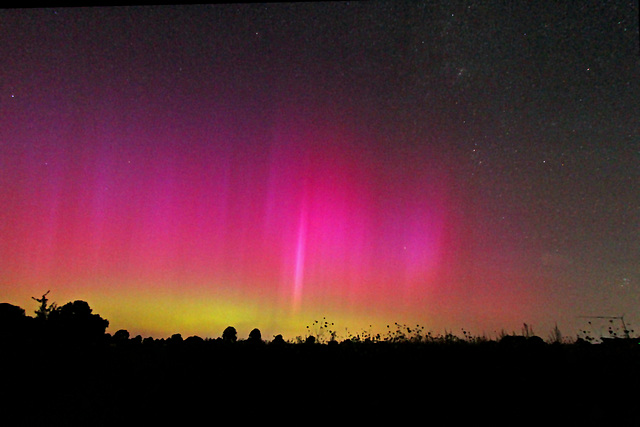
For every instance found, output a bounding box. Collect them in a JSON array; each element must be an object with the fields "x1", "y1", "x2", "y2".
[
  {"x1": 1, "y1": 293, "x2": 109, "y2": 347},
  {"x1": 1, "y1": 293, "x2": 639, "y2": 424},
  {"x1": 2, "y1": 292, "x2": 638, "y2": 348}
]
